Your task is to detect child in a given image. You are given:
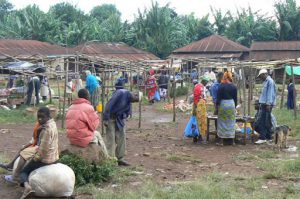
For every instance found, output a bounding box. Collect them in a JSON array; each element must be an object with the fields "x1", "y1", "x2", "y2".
[{"x1": 66, "y1": 78, "x2": 73, "y2": 105}]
